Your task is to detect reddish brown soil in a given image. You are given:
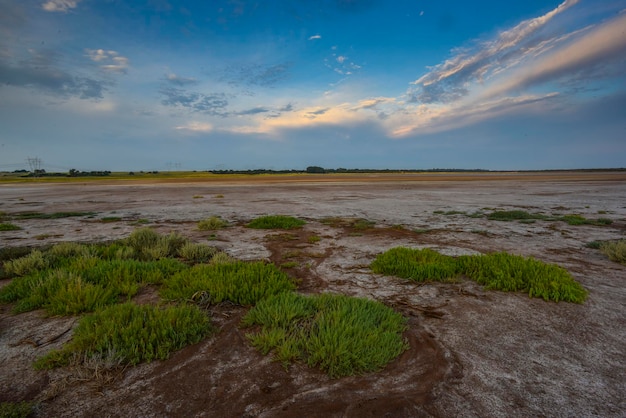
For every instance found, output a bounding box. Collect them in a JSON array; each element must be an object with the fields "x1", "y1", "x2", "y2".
[{"x1": 1, "y1": 172, "x2": 625, "y2": 417}]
